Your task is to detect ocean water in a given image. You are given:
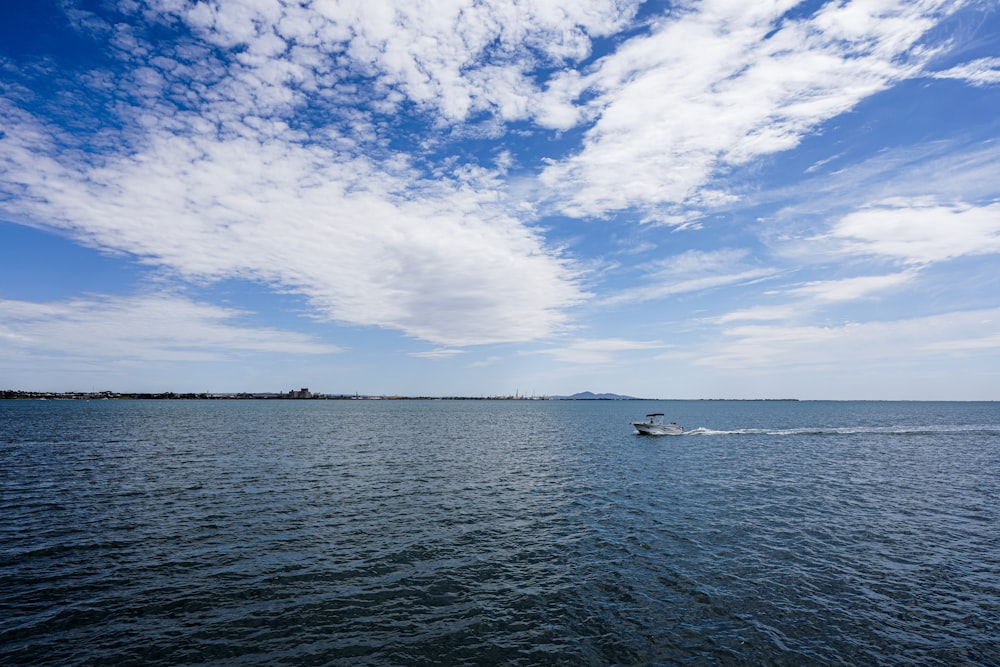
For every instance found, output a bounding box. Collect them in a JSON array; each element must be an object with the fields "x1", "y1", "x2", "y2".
[{"x1": 1, "y1": 399, "x2": 998, "y2": 666}]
